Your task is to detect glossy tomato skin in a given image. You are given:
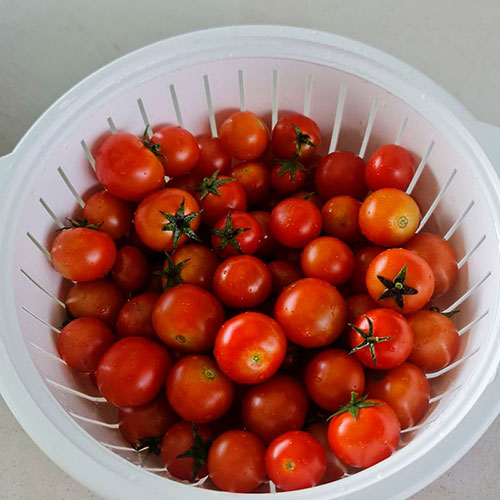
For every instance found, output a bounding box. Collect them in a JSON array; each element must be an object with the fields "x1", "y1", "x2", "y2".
[
  {"x1": 116, "y1": 292, "x2": 159, "y2": 339},
  {"x1": 407, "y1": 310, "x2": 459, "y2": 372},
  {"x1": 350, "y1": 309, "x2": 414, "y2": 369},
  {"x1": 266, "y1": 431, "x2": 326, "y2": 491},
  {"x1": 321, "y1": 195, "x2": 362, "y2": 243},
  {"x1": 96, "y1": 337, "x2": 171, "y2": 408},
  {"x1": 51, "y1": 228, "x2": 117, "y2": 282},
  {"x1": 305, "y1": 349, "x2": 365, "y2": 412},
  {"x1": 404, "y1": 232, "x2": 458, "y2": 297},
  {"x1": 274, "y1": 278, "x2": 346, "y2": 348},
  {"x1": 166, "y1": 172, "x2": 200, "y2": 196},
  {"x1": 315, "y1": 151, "x2": 367, "y2": 200},
  {"x1": 219, "y1": 111, "x2": 269, "y2": 161},
  {"x1": 365, "y1": 144, "x2": 415, "y2": 191},
  {"x1": 366, "y1": 362, "x2": 430, "y2": 429},
  {"x1": 350, "y1": 246, "x2": 384, "y2": 294},
  {"x1": 166, "y1": 355, "x2": 234, "y2": 423},
  {"x1": 229, "y1": 161, "x2": 271, "y2": 204},
  {"x1": 57, "y1": 318, "x2": 114, "y2": 373},
  {"x1": 118, "y1": 393, "x2": 178, "y2": 448},
  {"x1": 359, "y1": 188, "x2": 420, "y2": 247},
  {"x1": 194, "y1": 135, "x2": 232, "y2": 178},
  {"x1": 152, "y1": 284, "x2": 225, "y2": 353},
  {"x1": 95, "y1": 133, "x2": 164, "y2": 201},
  {"x1": 65, "y1": 279, "x2": 125, "y2": 327},
  {"x1": 83, "y1": 191, "x2": 132, "y2": 240},
  {"x1": 272, "y1": 113, "x2": 321, "y2": 160},
  {"x1": 150, "y1": 125, "x2": 200, "y2": 177},
  {"x1": 292, "y1": 191, "x2": 323, "y2": 210},
  {"x1": 366, "y1": 248, "x2": 435, "y2": 314},
  {"x1": 134, "y1": 188, "x2": 201, "y2": 252},
  {"x1": 301, "y1": 236, "x2": 355, "y2": 286},
  {"x1": 241, "y1": 374, "x2": 309, "y2": 443},
  {"x1": 270, "y1": 162, "x2": 307, "y2": 195},
  {"x1": 251, "y1": 211, "x2": 277, "y2": 258},
  {"x1": 213, "y1": 255, "x2": 271, "y2": 308},
  {"x1": 268, "y1": 260, "x2": 303, "y2": 295},
  {"x1": 269, "y1": 198, "x2": 322, "y2": 249},
  {"x1": 170, "y1": 244, "x2": 219, "y2": 290},
  {"x1": 111, "y1": 246, "x2": 148, "y2": 295},
  {"x1": 208, "y1": 430, "x2": 267, "y2": 493},
  {"x1": 327, "y1": 399, "x2": 400, "y2": 468},
  {"x1": 346, "y1": 294, "x2": 379, "y2": 323},
  {"x1": 214, "y1": 312, "x2": 287, "y2": 384}
]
